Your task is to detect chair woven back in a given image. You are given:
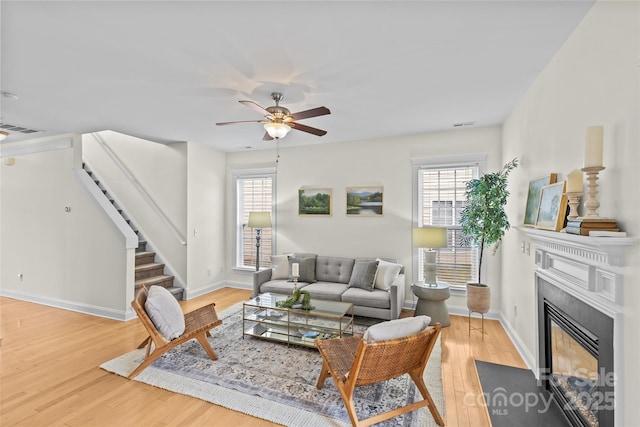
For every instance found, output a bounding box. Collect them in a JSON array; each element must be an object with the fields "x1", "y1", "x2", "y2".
[{"x1": 355, "y1": 327, "x2": 438, "y2": 387}]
